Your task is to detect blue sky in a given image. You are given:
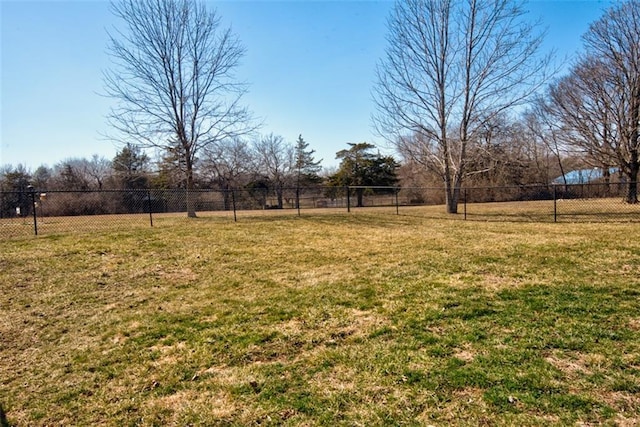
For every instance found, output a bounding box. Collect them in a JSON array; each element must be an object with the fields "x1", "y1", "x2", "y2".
[{"x1": 1, "y1": 0, "x2": 612, "y2": 171}]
